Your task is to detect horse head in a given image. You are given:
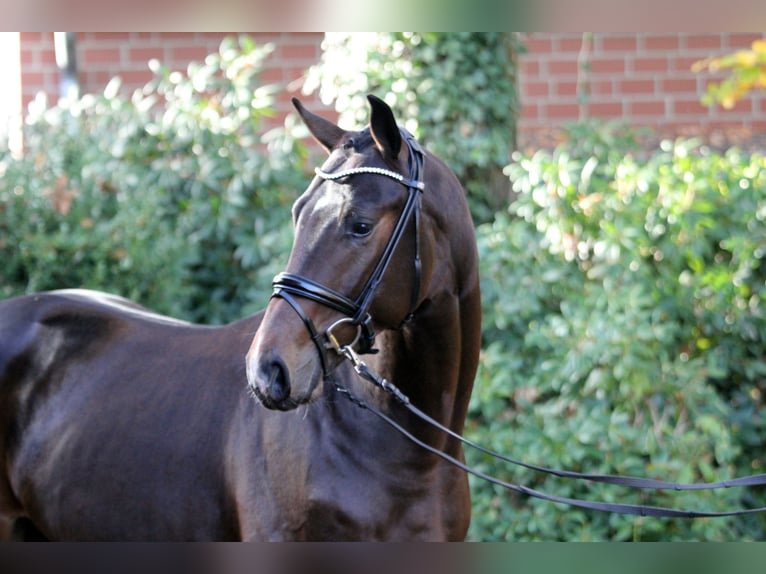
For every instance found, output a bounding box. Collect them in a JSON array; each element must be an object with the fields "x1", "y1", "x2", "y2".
[{"x1": 246, "y1": 95, "x2": 478, "y2": 412}]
